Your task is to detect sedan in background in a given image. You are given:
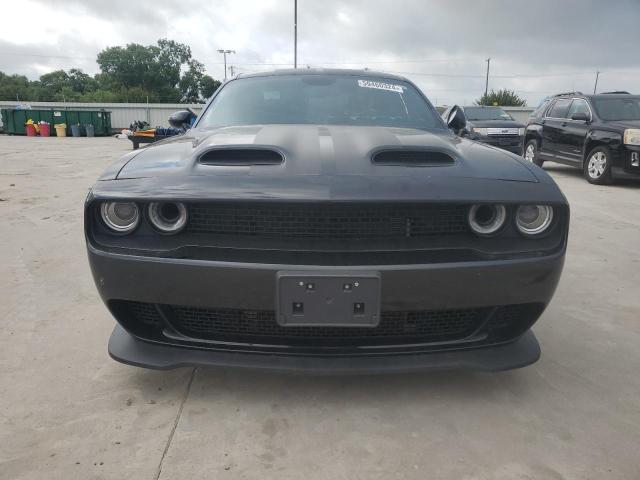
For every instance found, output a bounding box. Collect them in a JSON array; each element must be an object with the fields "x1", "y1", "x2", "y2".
[{"x1": 443, "y1": 105, "x2": 525, "y2": 154}]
